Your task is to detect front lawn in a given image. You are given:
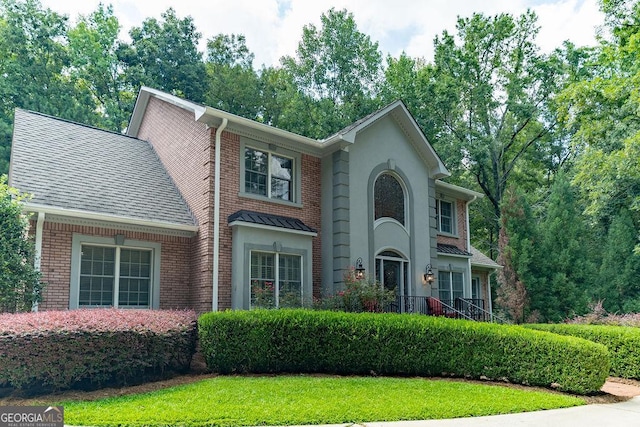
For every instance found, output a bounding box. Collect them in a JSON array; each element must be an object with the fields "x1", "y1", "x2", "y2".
[{"x1": 60, "y1": 375, "x2": 584, "y2": 426}]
